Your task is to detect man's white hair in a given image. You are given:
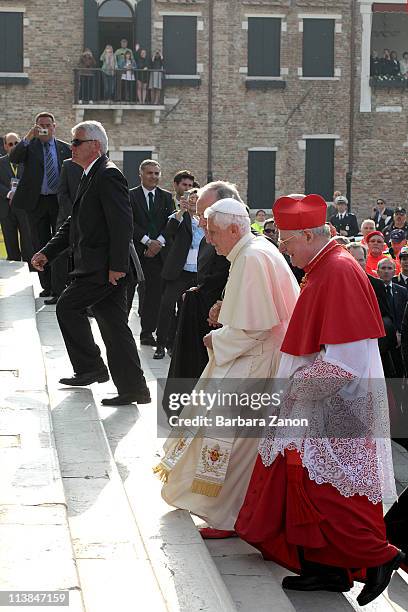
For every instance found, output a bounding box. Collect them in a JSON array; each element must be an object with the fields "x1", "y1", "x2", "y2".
[
  {"x1": 290, "y1": 225, "x2": 331, "y2": 238},
  {"x1": 207, "y1": 210, "x2": 251, "y2": 235},
  {"x1": 200, "y1": 180, "x2": 244, "y2": 203},
  {"x1": 377, "y1": 257, "x2": 395, "y2": 270},
  {"x1": 72, "y1": 120, "x2": 108, "y2": 154}
]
